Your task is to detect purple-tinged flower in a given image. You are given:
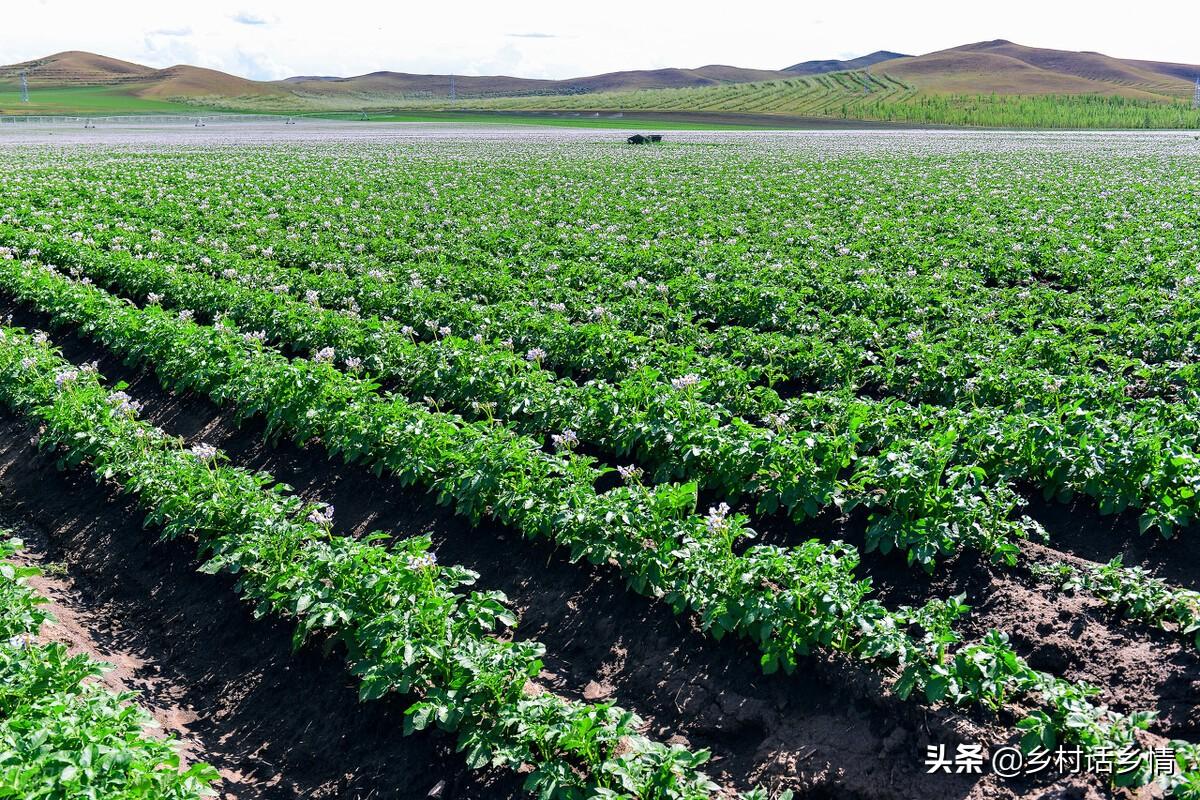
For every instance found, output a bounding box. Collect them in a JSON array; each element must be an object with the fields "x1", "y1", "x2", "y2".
[
  {"x1": 108, "y1": 391, "x2": 143, "y2": 415},
  {"x1": 188, "y1": 442, "x2": 218, "y2": 461},
  {"x1": 308, "y1": 504, "x2": 335, "y2": 526},
  {"x1": 551, "y1": 429, "x2": 579, "y2": 450},
  {"x1": 705, "y1": 503, "x2": 732, "y2": 534},
  {"x1": 54, "y1": 369, "x2": 79, "y2": 388},
  {"x1": 617, "y1": 464, "x2": 643, "y2": 484}
]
